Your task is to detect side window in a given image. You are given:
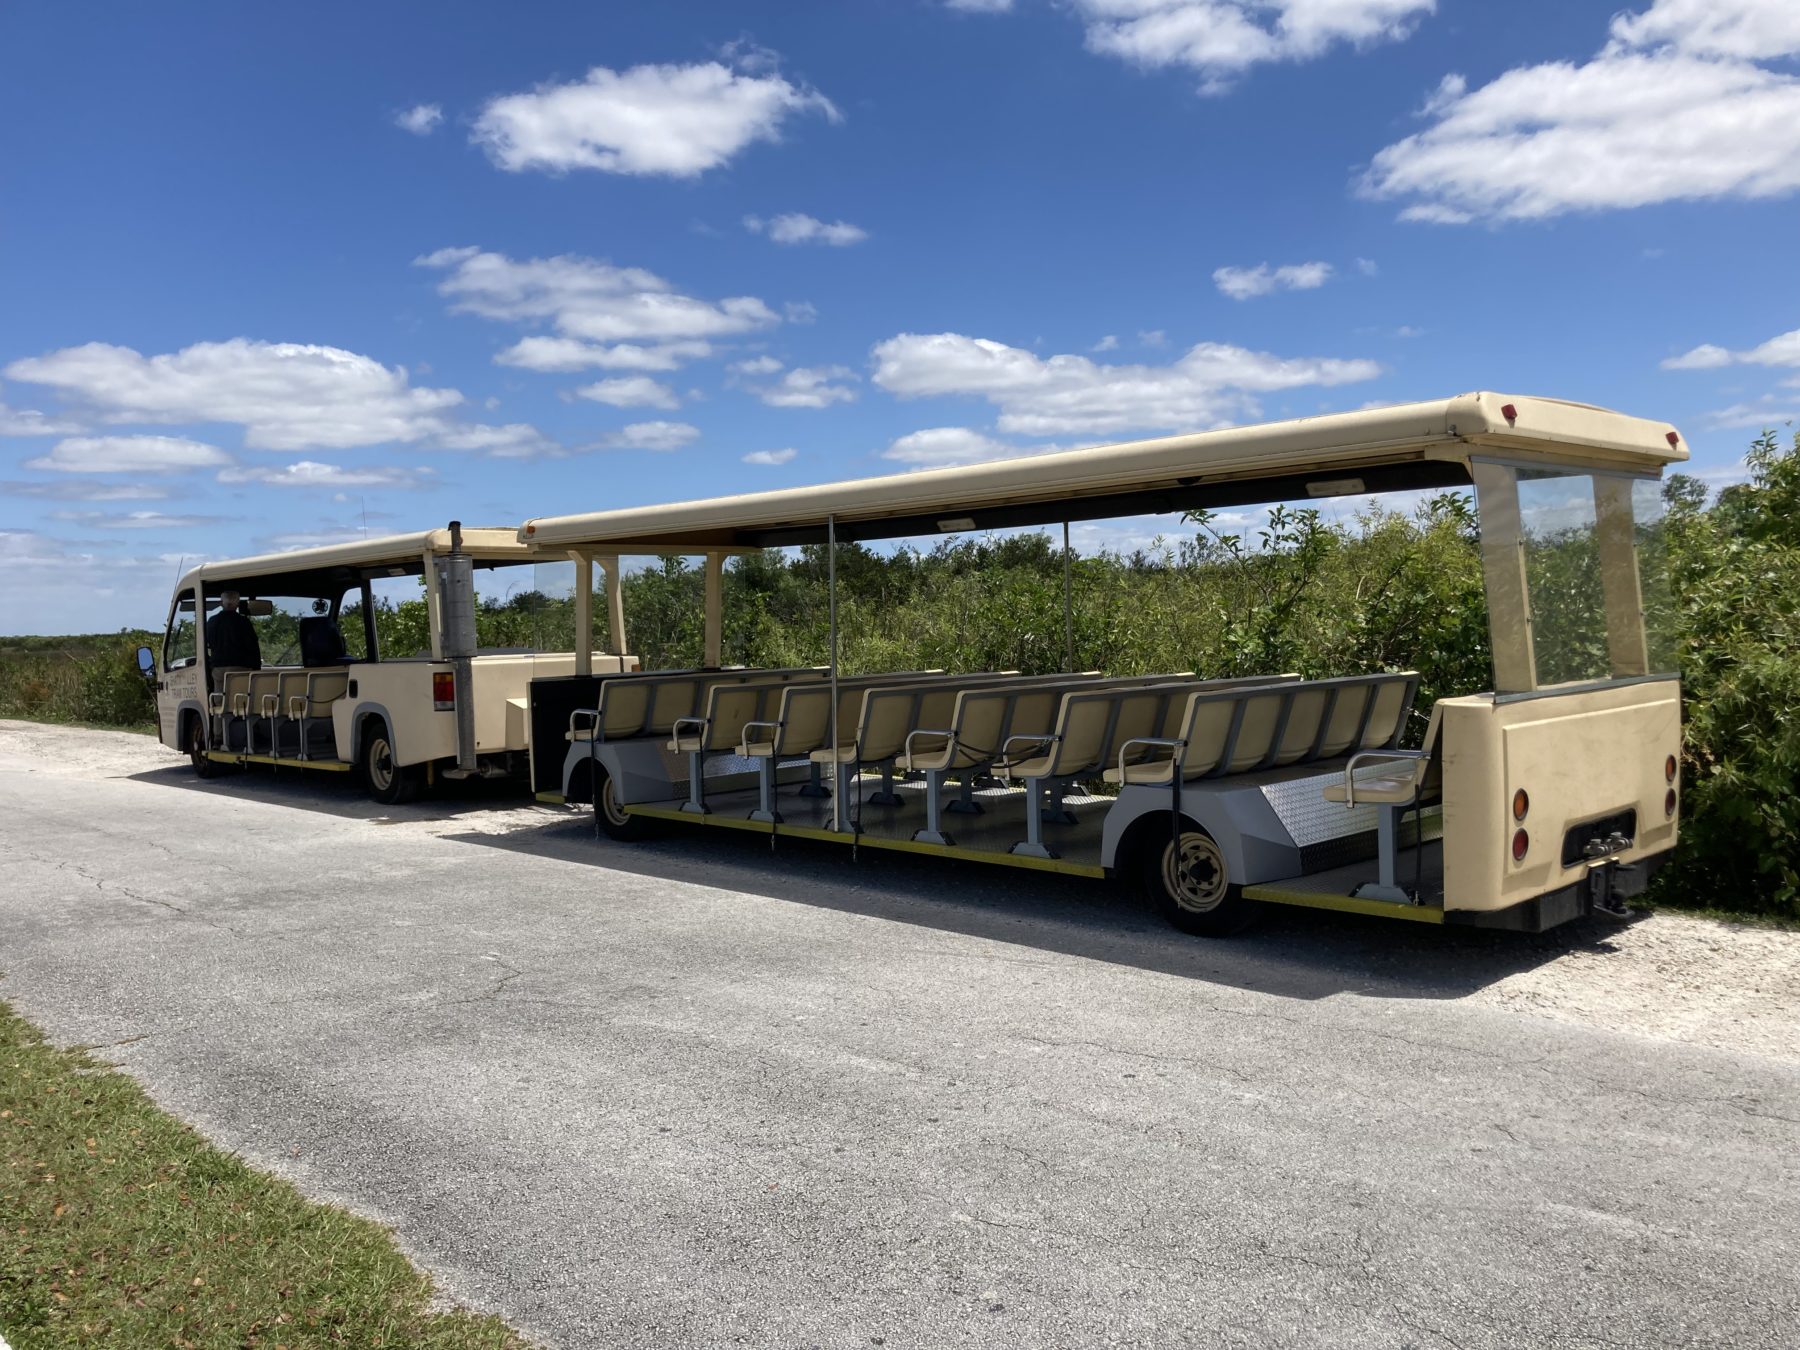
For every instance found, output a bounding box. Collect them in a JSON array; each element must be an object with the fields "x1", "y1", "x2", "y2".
[{"x1": 164, "y1": 592, "x2": 198, "y2": 669}]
